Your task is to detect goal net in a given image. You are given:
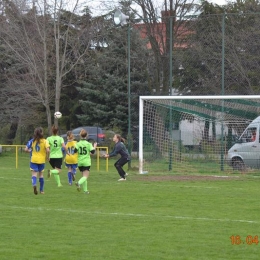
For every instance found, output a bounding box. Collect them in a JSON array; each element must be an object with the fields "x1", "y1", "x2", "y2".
[{"x1": 138, "y1": 95, "x2": 260, "y2": 174}]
